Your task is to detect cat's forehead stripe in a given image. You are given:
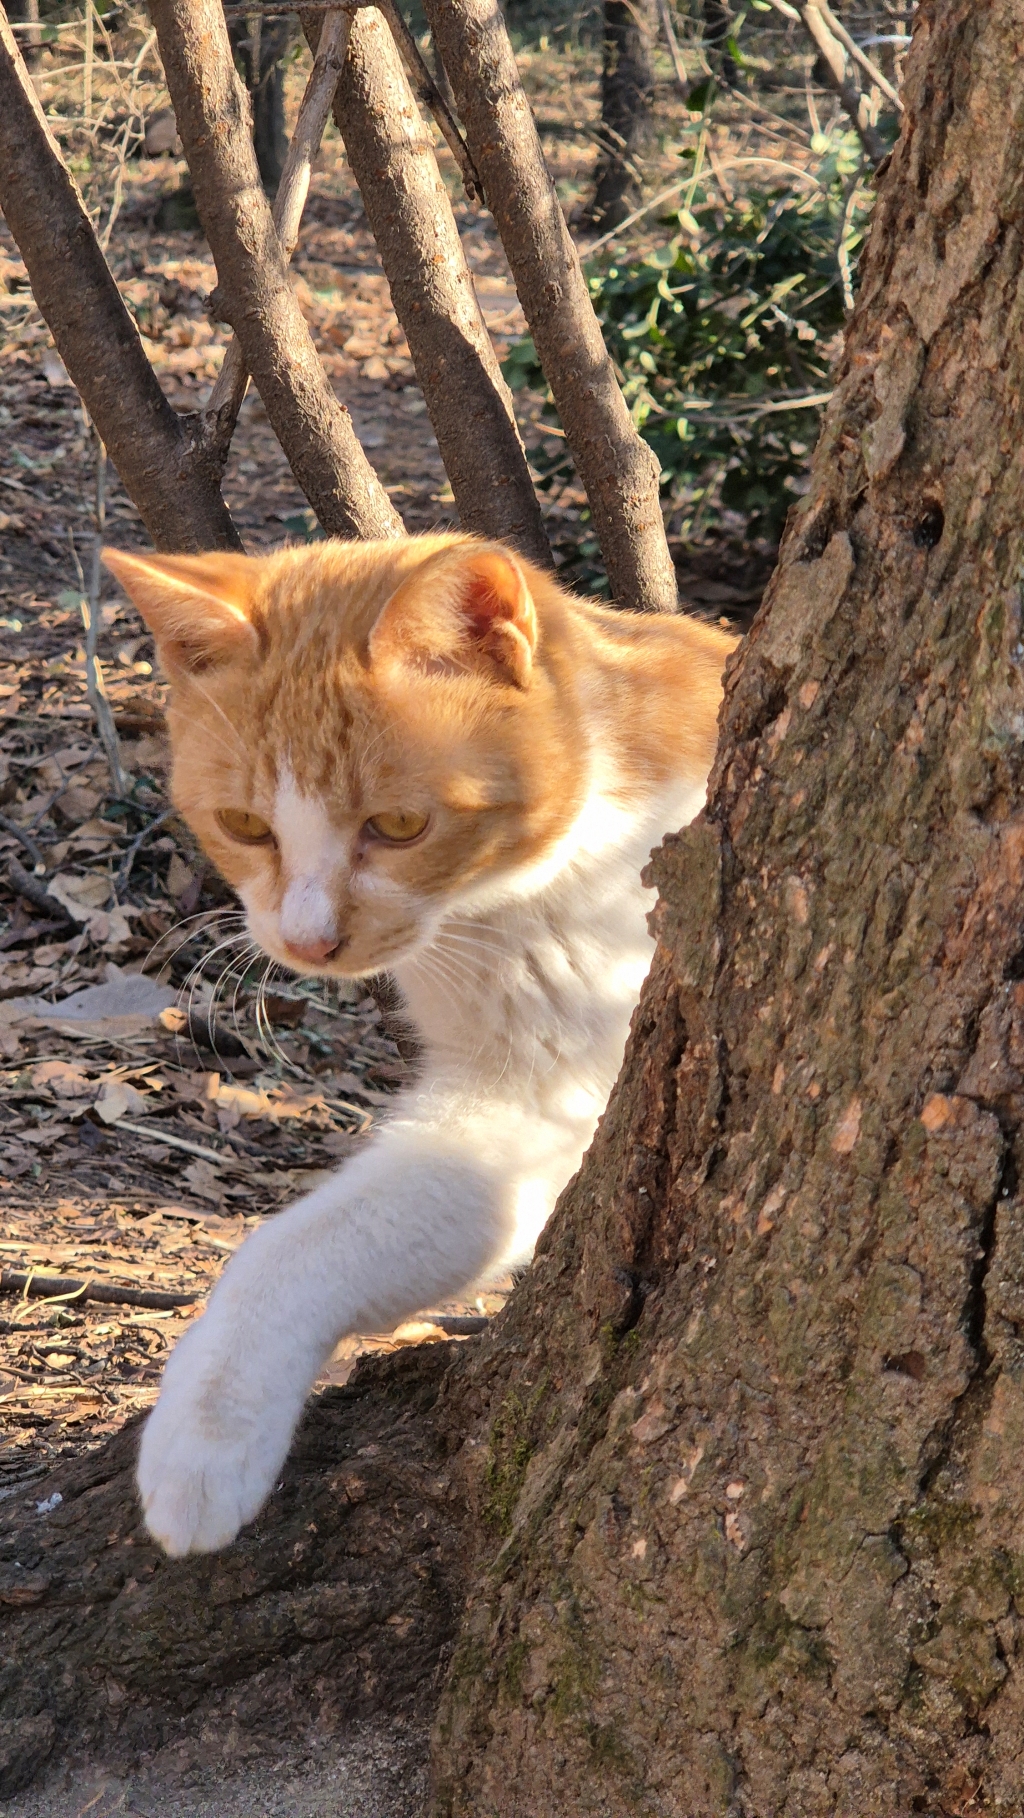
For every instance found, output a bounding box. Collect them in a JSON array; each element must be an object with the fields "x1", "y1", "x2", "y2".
[{"x1": 274, "y1": 769, "x2": 348, "y2": 874}]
